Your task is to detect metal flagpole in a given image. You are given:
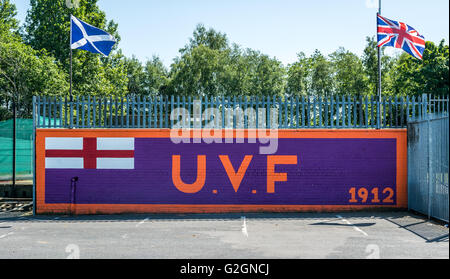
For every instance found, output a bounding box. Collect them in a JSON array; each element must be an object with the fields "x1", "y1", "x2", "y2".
[
  {"x1": 69, "y1": 14, "x2": 73, "y2": 130},
  {"x1": 377, "y1": 0, "x2": 382, "y2": 129},
  {"x1": 70, "y1": 14, "x2": 73, "y2": 101},
  {"x1": 12, "y1": 96, "x2": 16, "y2": 192}
]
